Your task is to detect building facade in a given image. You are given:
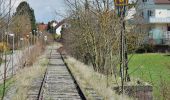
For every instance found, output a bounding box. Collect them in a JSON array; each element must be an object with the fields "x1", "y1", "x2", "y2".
[
  {"x1": 137, "y1": 0, "x2": 170, "y2": 45},
  {"x1": 38, "y1": 23, "x2": 48, "y2": 32}
]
